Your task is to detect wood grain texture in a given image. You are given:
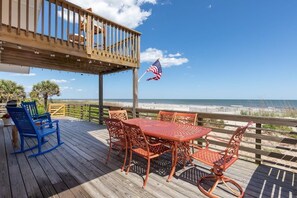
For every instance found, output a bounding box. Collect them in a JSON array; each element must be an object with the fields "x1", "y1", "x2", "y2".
[{"x1": 0, "y1": 118, "x2": 296, "y2": 198}]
